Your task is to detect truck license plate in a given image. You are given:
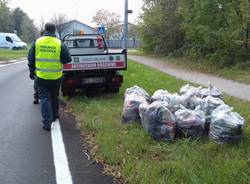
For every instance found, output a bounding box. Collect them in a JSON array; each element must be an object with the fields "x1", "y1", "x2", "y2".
[{"x1": 82, "y1": 78, "x2": 105, "y2": 84}]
